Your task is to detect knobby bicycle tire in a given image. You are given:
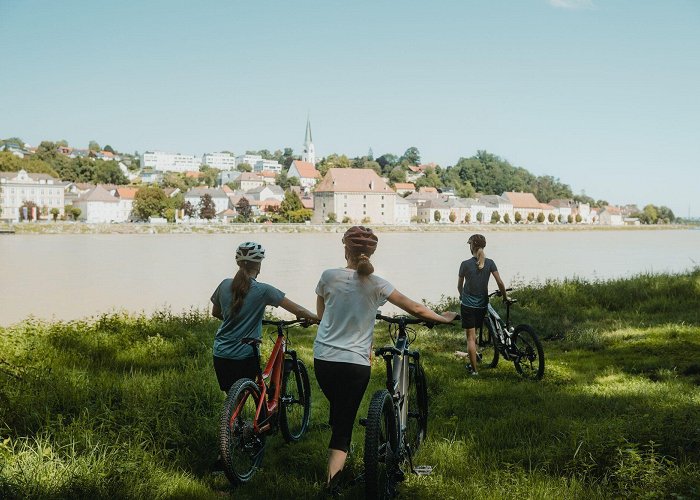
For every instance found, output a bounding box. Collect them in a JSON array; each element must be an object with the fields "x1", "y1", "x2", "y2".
[
  {"x1": 512, "y1": 324, "x2": 545, "y2": 380},
  {"x1": 219, "y1": 378, "x2": 266, "y2": 485},
  {"x1": 280, "y1": 359, "x2": 311, "y2": 442},
  {"x1": 406, "y1": 362, "x2": 428, "y2": 456},
  {"x1": 364, "y1": 389, "x2": 399, "y2": 500},
  {"x1": 478, "y1": 323, "x2": 499, "y2": 368}
]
